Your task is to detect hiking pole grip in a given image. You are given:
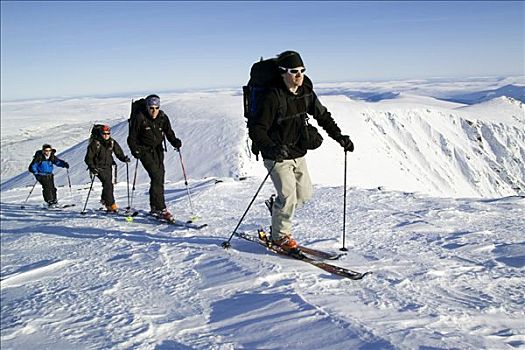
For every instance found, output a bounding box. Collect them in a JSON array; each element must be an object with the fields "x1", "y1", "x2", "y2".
[
  {"x1": 222, "y1": 161, "x2": 276, "y2": 249},
  {"x1": 340, "y1": 150, "x2": 348, "y2": 251}
]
